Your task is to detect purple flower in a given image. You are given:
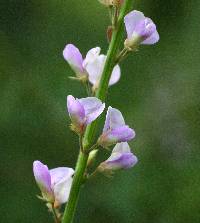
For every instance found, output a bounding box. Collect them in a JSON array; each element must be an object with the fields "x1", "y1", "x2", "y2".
[
  {"x1": 84, "y1": 49, "x2": 121, "y2": 90},
  {"x1": 99, "y1": 142, "x2": 138, "y2": 171},
  {"x1": 33, "y1": 160, "x2": 74, "y2": 207},
  {"x1": 124, "y1": 10, "x2": 159, "y2": 48},
  {"x1": 98, "y1": 106, "x2": 135, "y2": 147},
  {"x1": 67, "y1": 95, "x2": 105, "y2": 134},
  {"x1": 63, "y1": 44, "x2": 120, "y2": 88}
]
